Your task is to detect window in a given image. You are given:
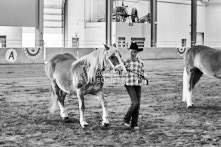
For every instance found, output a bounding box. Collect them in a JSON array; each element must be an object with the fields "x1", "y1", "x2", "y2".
[
  {"x1": 72, "y1": 37, "x2": 79, "y2": 48},
  {"x1": 118, "y1": 37, "x2": 126, "y2": 47},
  {"x1": 131, "y1": 37, "x2": 145, "y2": 48},
  {"x1": 0, "y1": 36, "x2": 6, "y2": 47},
  {"x1": 181, "y1": 39, "x2": 187, "y2": 47}
]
